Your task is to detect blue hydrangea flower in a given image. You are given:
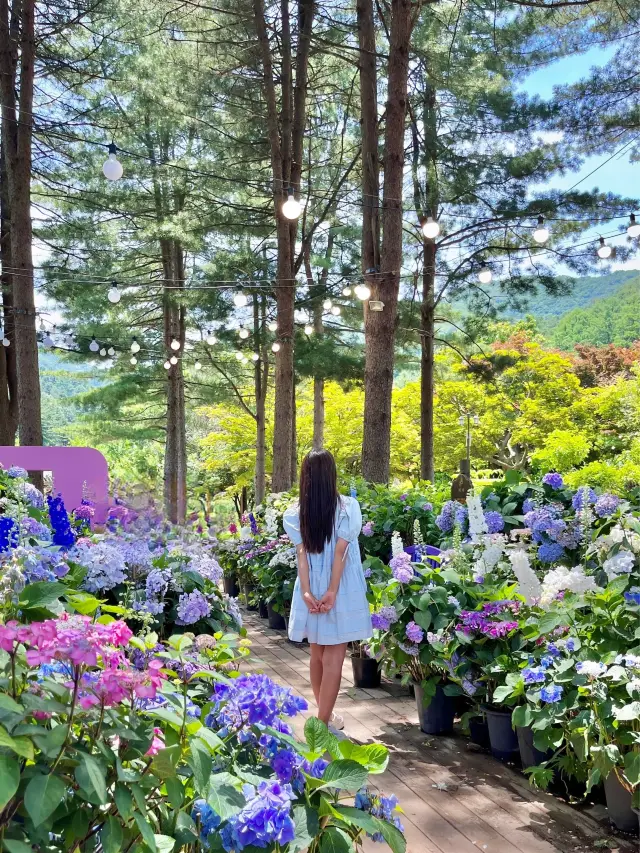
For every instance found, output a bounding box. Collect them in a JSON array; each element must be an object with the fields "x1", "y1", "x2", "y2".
[
  {"x1": 594, "y1": 494, "x2": 621, "y2": 518},
  {"x1": 18, "y1": 482, "x2": 45, "y2": 509},
  {"x1": 7, "y1": 466, "x2": 28, "y2": 479},
  {"x1": 205, "y1": 674, "x2": 307, "y2": 738},
  {"x1": 523, "y1": 667, "x2": 546, "y2": 685},
  {"x1": 220, "y1": 781, "x2": 295, "y2": 851},
  {"x1": 176, "y1": 590, "x2": 211, "y2": 625},
  {"x1": 624, "y1": 587, "x2": 640, "y2": 606},
  {"x1": 540, "y1": 684, "x2": 563, "y2": 703},
  {"x1": 355, "y1": 787, "x2": 404, "y2": 841},
  {"x1": 572, "y1": 487, "x2": 597, "y2": 511},
  {"x1": 191, "y1": 799, "x2": 221, "y2": 847},
  {"x1": 436, "y1": 501, "x2": 457, "y2": 533},
  {"x1": 484, "y1": 511, "x2": 504, "y2": 533},
  {"x1": 542, "y1": 472, "x2": 564, "y2": 490},
  {"x1": 522, "y1": 498, "x2": 537, "y2": 514},
  {"x1": 537, "y1": 541, "x2": 565, "y2": 563}
]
